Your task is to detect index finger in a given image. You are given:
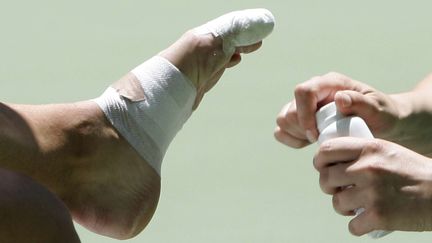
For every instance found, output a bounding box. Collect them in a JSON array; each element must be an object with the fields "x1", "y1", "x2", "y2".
[
  {"x1": 314, "y1": 137, "x2": 368, "y2": 171},
  {"x1": 294, "y1": 73, "x2": 368, "y2": 142}
]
